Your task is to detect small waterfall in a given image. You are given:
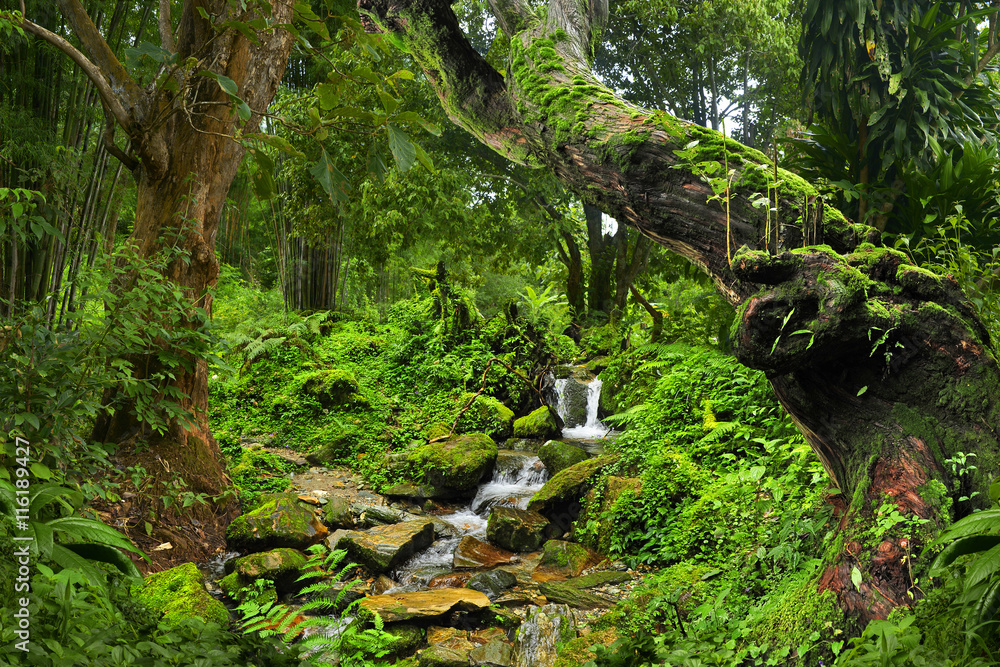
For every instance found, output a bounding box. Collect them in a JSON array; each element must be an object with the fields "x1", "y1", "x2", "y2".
[{"x1": 554, "y1": 375, "x2": 609, "y2": 439}]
